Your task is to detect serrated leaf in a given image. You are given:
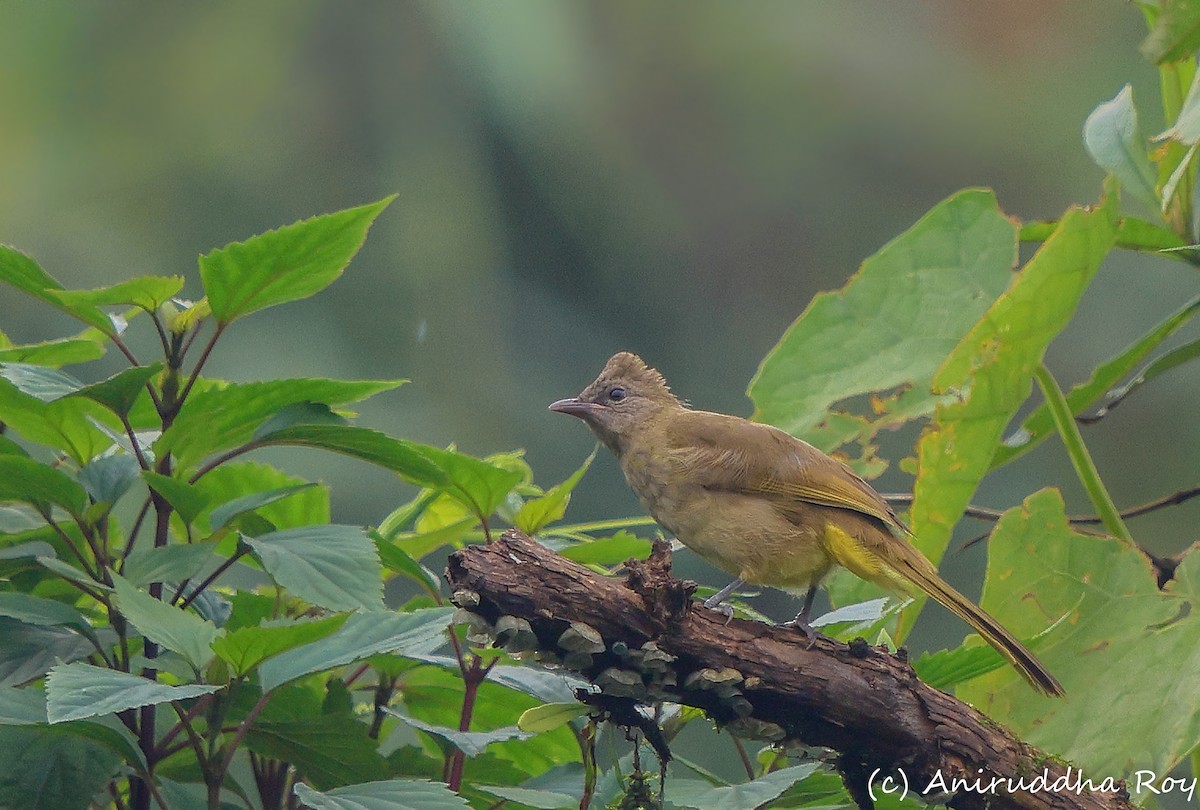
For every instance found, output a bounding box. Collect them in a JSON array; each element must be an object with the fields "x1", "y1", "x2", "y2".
[
  {"x1": 1083, "y1": 86, "x2": 1159, "y2": 212},
  {"x1": 476, "y1": 784, "x2": 575, "y2": 809},
  {"x1": 0, "y1": 375, "x2": 116, "y2": 464},
  {"x1": 559, "y1": 531, "x2": 652, "y2": 566},
  {"x1": 0, "y1": 245, "x2": 112, "y2": 333},
  {"x1": 245, "y1": 715, "x2": 387, "y2": 790},
  {"x1": 293, "y1": 779, "x2": 469, "y2": 810},
  {"x1": 905, "y1": 181, "x2": 1118, "y2": 635},
  {"x1": 209, "y1": 483, "x2": 318, "y2": 531},
  {"x1": 1142, "y1": 0, "x2": 1200, "y2": 64},
  {"x1": 960, "y1": 490, "x2": 1200, "y2": 778},
  {"x1": 142, "y1": 472, "x2": 211, "y2": 526},
  {"x1": 65, "y1": 363, "x2": 162, "y2": 417},
  {"x1": 48, "y1": 275, "x2": 184, "y2": 312},
  {"x1": 77, "y1": 454, "x2": 142, "y2": 505},
  {"x1": 44, "y1": 663, "x2": 219, "y2": 723},
  {"x1": 211, "y1": 614, "x2": 348, "y2": 676},
  {"x1": 244, "y1": 525, "x2": 382, "y2": 612},
  {"x1": 0, "y1": 456, "x2": 88, "y2": 515},
  {"x1": 0, "y1": 724, "x2": 122, "y2": 810},
  {"x1": 37, "y1": 557, "x2": 110, "y2": 593},
  {"x1": 0, "y1": 619, "x2": 99, "y2": 686},
  {"x1": 111, "y1": 573, "x2": 219, "y2": 669},
  {"x1": 514, "y1": 449, "x2": 595, "y2": 534},
  {"x1": 384, "y1": 709, "x2": 532, "y2": 756},
  {"x1": 201, "y1": 197, "x2": 394, "y2": 324},
  {"x1": 192, "y1": 462, "x2": 327, "y2": 533},
  {"x1": 994, "y1": 292, "x2": 1200, "y2": 467},
  {"x1": 122, "y1": 542, "x2": 221, "y2": 587},
  {"x1": 412, "y1": 444, "x2": 525, "y2": 519},
  {"x1": 157, "y1": 378, "x2": 403, "y2": 472},
  {"x1": 666, "y1": 764, "x2": 820, "y2": 810},
  {"x1": 749, "y1": 189, "x2": 1017, "y2": 463},
  {"x1": 517, "y1": 702, "x2": 590, "y2": 733},
  {"x1": 0, "y1": 593, "x2": 91, "y2": 632},
  {"x1": 258, "y1": 607, "x2": 452, "y2": 692}
]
